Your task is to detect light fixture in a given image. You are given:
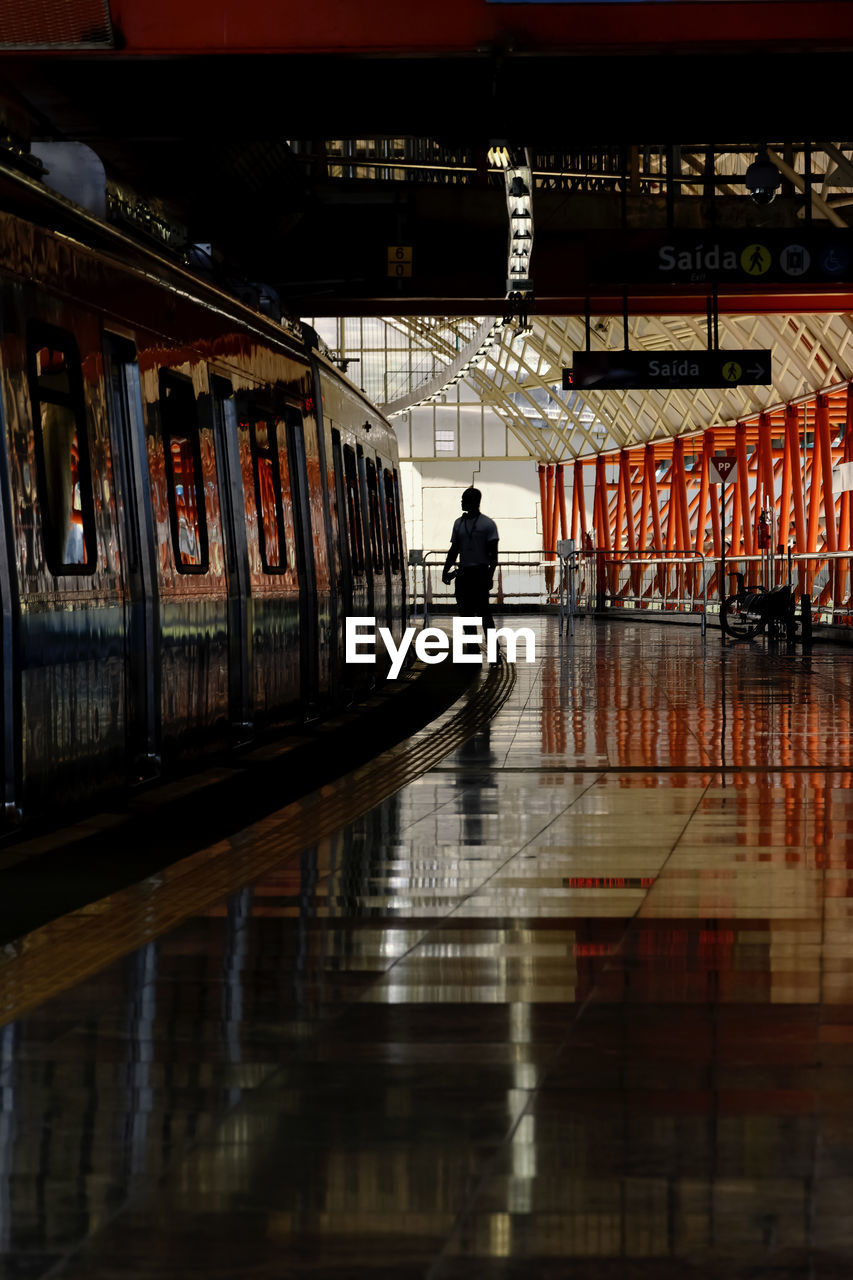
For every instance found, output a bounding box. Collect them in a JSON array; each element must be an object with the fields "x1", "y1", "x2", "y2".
[{"x1": 744, "y1": 147, "x2": 782, "y2": 206}]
